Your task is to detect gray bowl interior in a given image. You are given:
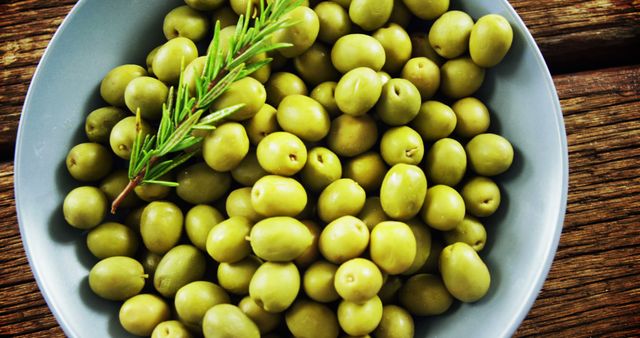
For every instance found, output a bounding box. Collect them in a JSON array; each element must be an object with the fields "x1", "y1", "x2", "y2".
[{"x1": 15, "y1": 0, "x2": 567, "y2": 337}]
